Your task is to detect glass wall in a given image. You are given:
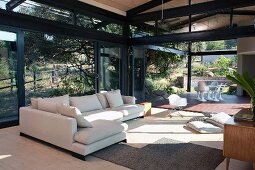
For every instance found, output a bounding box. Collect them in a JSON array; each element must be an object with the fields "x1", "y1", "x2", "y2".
[
  {"x1": 99, "y1": 45, "x2": 121, "y2": 91},
  {"x1": 0, "y1": 30, "x2": 18, "y2": 123},
  {"x1": 191, "y1": 54, "x2": 237, "y2": 94},
  {"x1": 24, "y1": 31, "x2": 95, "y2": 105},
  {"x1": 145, "y1": 48, "x2": 187, "y2": 99},
  {"x1": 133, "y1": 47, "x2": 146, "y2": 101}
]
